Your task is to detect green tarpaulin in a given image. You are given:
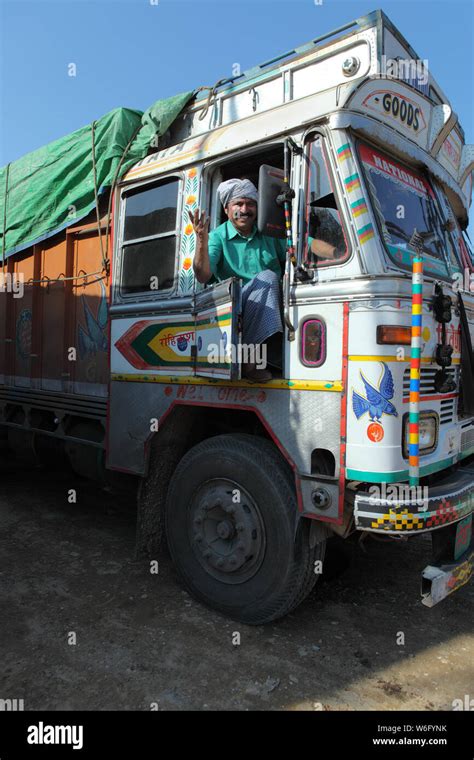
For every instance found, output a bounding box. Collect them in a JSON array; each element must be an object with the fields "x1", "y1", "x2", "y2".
[{"x1": 0, "y1": 90, "x2": 194, "y2": 259}]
